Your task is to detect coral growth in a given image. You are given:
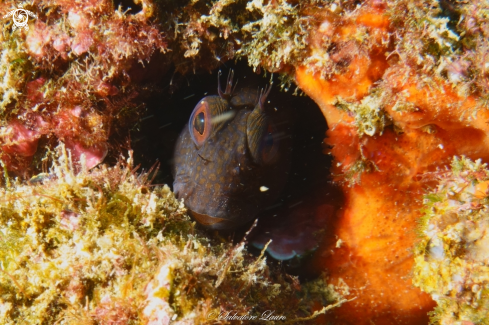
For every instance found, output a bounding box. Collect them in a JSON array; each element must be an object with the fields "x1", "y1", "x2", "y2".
[
  {"x1": 163, "y1": 0, "x2": 319, "y2": 75},
  {"x1": 0, "y1": 144, "x2": 343, "y2": 324},
  {"x1": 2, "y1": 0, "x2": 489, "y2": 323},
  {"x1": 0, "y1": 0, "x2": 323, "y2": 177},
  {"x1": 0, "y1": 145, "x2": 185, "y2": 324},
  {"x1": 290, "y1": 0, "x2": 489, "y2": 324},
  {"x1": 414, "y1": 157, "x2": 489, "y2": 325},
  {"x1": 0, "y1": 0, "x2": 167, "y2": 174},
  {"x1": 0, "y1": 0, "x2": 324, "y2": 176}
]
